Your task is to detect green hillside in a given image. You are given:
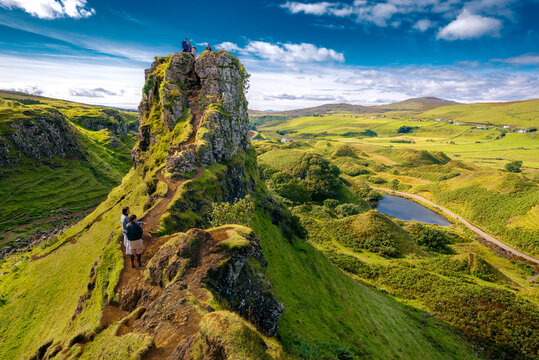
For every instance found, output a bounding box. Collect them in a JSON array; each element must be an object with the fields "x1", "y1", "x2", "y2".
[
  {"x1": 0, "y1": 53, "x2": 482, "y2": 360},
  {"x1": 255, "y1": 141, "x2": 538, "y2": 359},
  {"x1": 0, "y1": 91, "x2": 138, "y2": 246},
  {"x1": 422, "y1": 99, "x2": 539, "y2": 128}
]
